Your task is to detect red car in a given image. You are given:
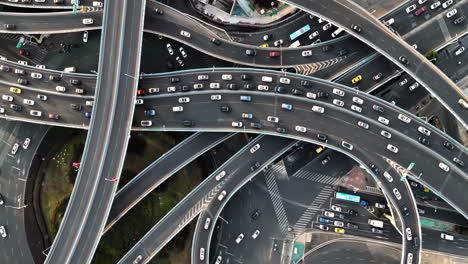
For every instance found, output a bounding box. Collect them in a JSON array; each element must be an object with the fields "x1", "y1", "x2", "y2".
[
  {"x1": 137, "y1": 89, "x2": 145, "y2": 95},
  {"x1": 269, "y1": 51, "x2": 280, "y2": 57},
  {"x1": 415, "y1": 7, "x2": 425, "y2": 16},
  {"x1": 48, "y1": 113, "x2": 60, "y2": 120},
  {"x1": 19, "y1": 49, "x2": 30, "y2": 56}
]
